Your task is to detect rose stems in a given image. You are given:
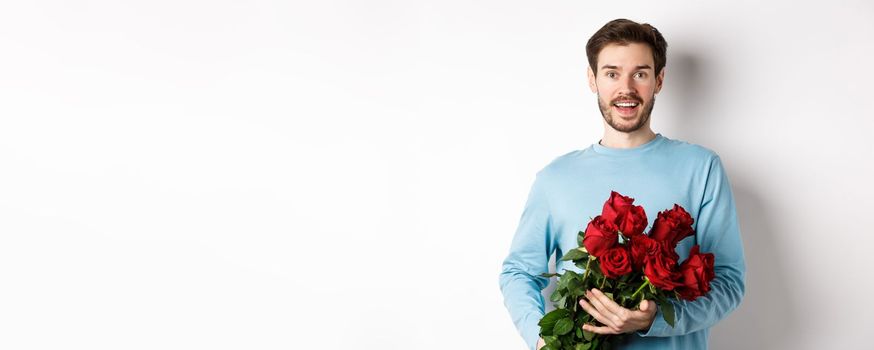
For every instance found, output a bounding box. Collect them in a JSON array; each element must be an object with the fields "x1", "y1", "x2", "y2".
[{"x1": 631, "y1": 277, "x2": 652, "y2": 301}]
